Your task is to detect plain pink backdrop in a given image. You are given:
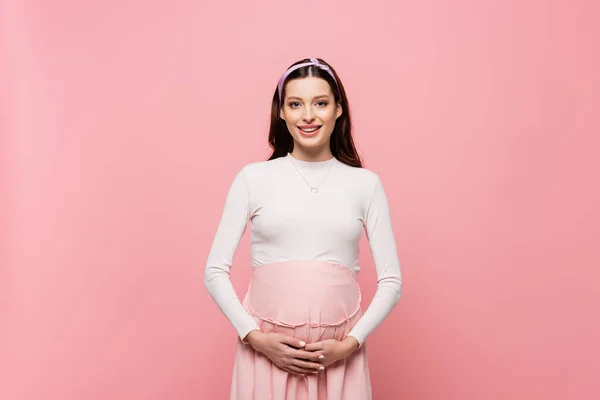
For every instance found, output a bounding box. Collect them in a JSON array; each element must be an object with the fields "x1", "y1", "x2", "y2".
[{"x1": 2, "y1": 0, "x2": 599, "y2": 399}]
